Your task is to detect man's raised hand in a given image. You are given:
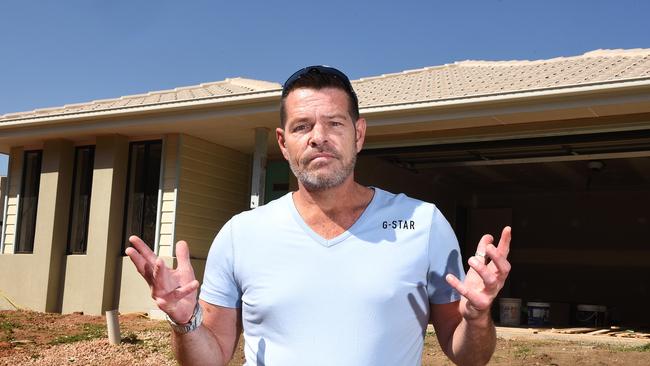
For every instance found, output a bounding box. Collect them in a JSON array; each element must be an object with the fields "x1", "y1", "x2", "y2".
[
  {"x1": 125, "y1": 236, "x2": 200, "y2": 324},
  {"x1": 445, "y1": 226, "x2": 512, "y2": 321}
]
